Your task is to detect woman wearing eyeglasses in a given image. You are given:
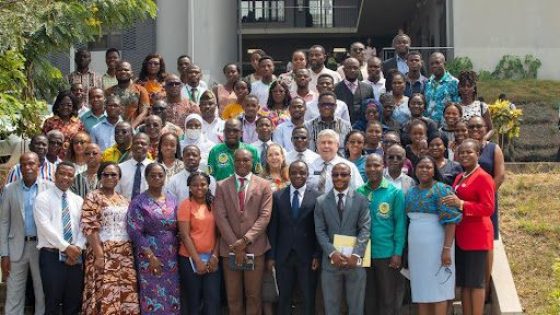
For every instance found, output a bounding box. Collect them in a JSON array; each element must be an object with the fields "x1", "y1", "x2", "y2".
[
  {"x1": 405, "y1": 156, "x2": 462, "y2": 315},
  {"x1": 81, "y1": 162, "x2": 140, "y2": 314},
  {"x1": 441, "y1": 139, "x2": 495, "y2": 315},
  {"x1": 65, "y1": 131, "x2": 91, "y2": 174}
]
